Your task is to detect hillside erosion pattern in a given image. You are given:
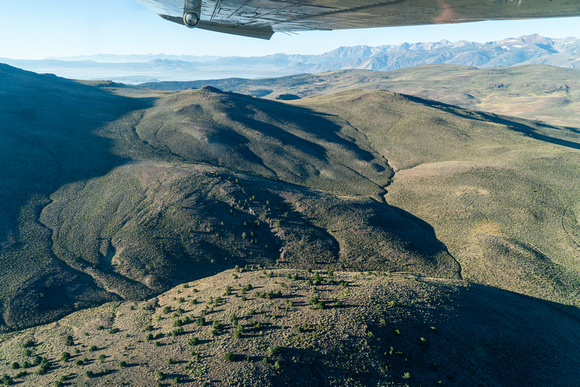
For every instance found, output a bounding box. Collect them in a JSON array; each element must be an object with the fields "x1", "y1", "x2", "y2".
[{"x1": 0, "y1": 65, "x2": 463, "y2": 331}]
